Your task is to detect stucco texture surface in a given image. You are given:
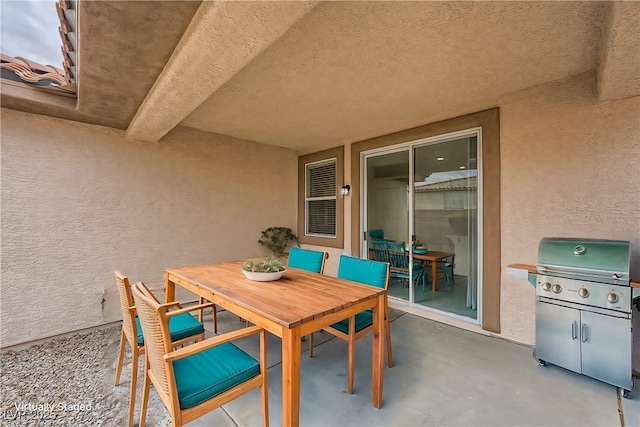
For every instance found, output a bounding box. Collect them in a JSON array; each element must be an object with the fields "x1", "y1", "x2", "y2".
[
  {"x1": 0, "y1": 109, "x2": 297, "y2": 348},
  {"x1": 499, "y1": 73, "x2": 640, "y2": 355},
  {"x1": 183, "y1": 1, "x2": 604, "y2": 152}
]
